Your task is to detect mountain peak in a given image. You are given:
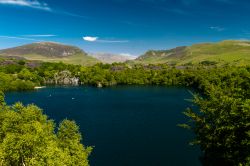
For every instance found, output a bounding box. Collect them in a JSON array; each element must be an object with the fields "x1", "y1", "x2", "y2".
[
  {"x1": 0, "y1": 42, "x2": 99, "y2": 65},
  {"x1": 0, "y1": 42, "x2": 84, "y2": 58}
]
